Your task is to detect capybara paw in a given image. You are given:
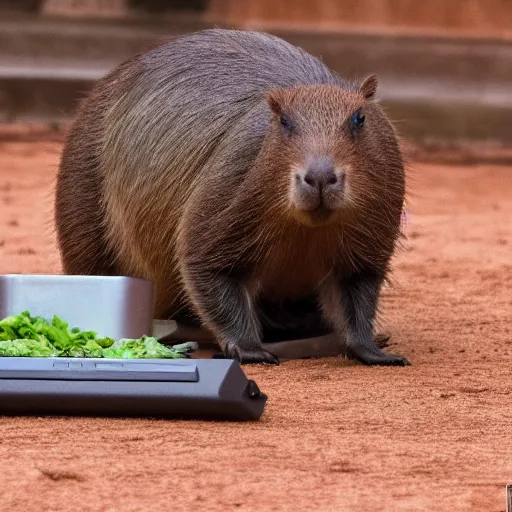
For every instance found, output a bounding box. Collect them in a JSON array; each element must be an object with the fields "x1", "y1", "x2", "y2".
[
  {"x1": 366, "y1": 353, "x2": 410, "y2": 366},
  {"x1": 224, "y1": 346, "x2": 280, "y2": 365},
  {"x1": 347, "y1": 344, "x2": 410, "y2": 366}
]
